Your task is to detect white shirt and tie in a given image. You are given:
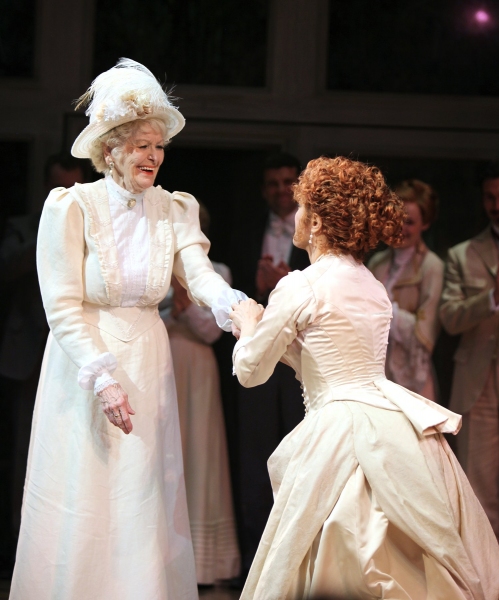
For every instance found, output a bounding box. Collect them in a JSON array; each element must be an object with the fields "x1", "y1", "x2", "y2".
[{"x1": 261, "y1": 209, "x2": 297, "y2": 265}]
